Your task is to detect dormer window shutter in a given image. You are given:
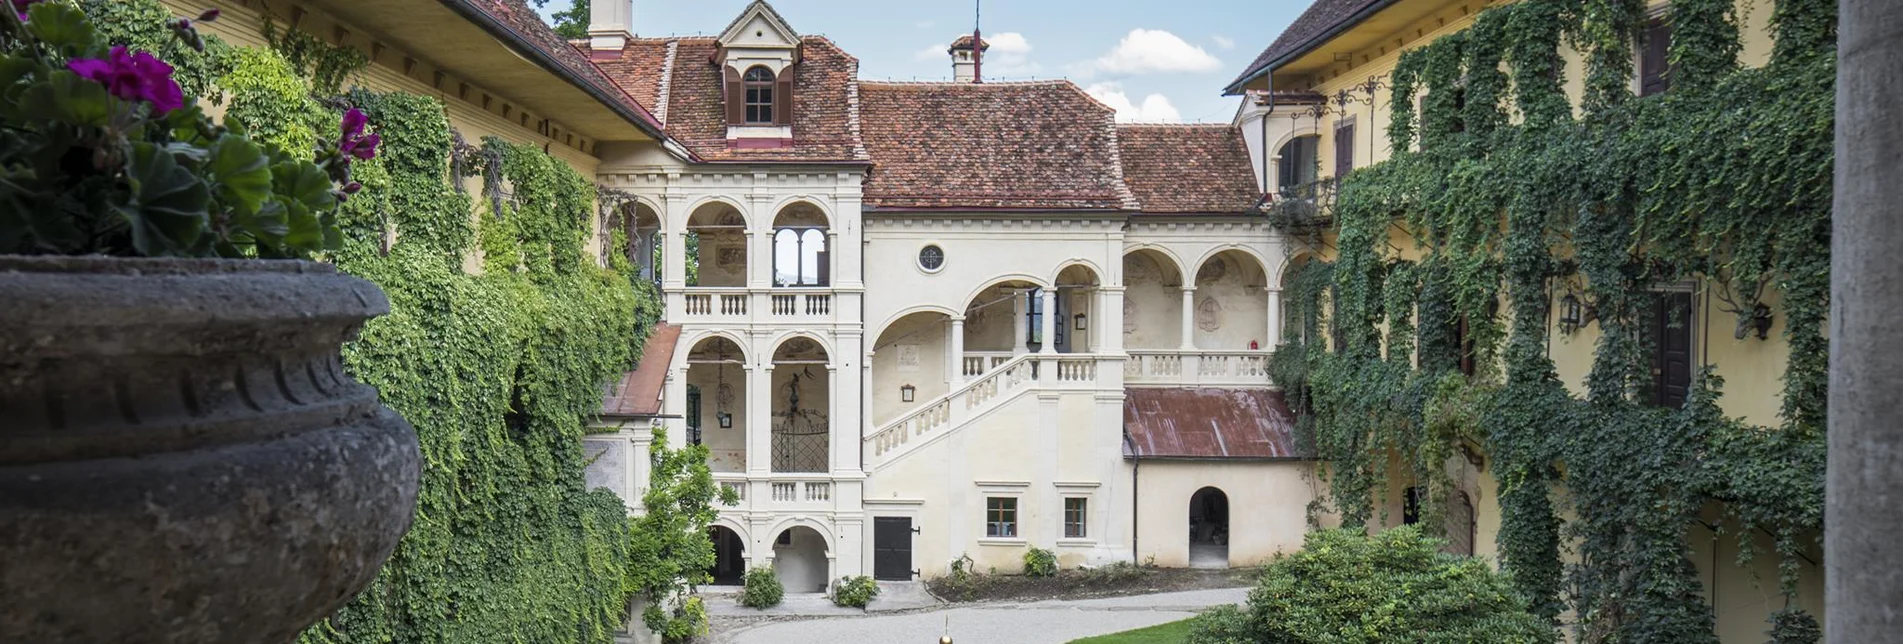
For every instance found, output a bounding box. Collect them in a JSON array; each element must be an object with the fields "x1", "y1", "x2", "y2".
[
  {"x1": 774, "y1": 65, "x2": 794, "y2": 126},
  {"x1": 724, "y1": 66, "x2": 744, "y2": 125}
]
